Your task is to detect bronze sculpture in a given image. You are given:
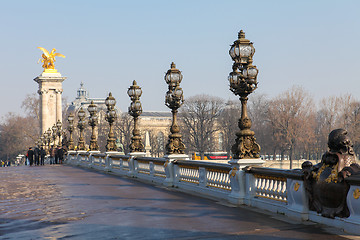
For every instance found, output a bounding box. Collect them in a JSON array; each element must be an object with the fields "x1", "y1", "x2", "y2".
[{"x1": 302, "y1": 129, "x2": 360, "y2": 218}]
